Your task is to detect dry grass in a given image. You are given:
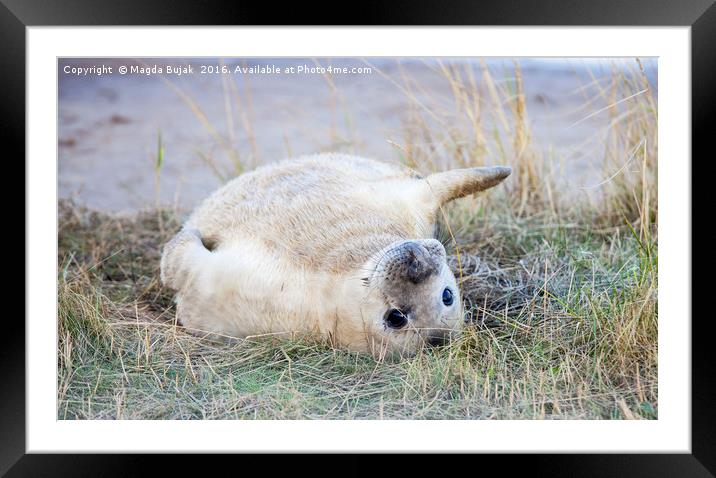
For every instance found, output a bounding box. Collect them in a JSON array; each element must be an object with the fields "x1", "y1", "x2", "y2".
[{"x1": 58, "y1": 58, "x2": 658, "y2": 420}]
